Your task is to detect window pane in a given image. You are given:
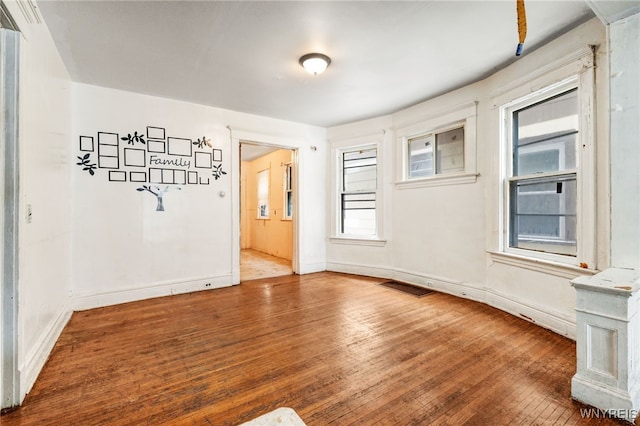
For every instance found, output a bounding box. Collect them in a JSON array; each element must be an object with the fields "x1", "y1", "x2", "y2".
[
  {"x1": 342, "y1": 193, "x2": 376, "y2": 236},
  {"x1": 514, "y1": 89, "x2": 578, "y2": 176},
  {"x1": 509, "y1": 175, "x2": 577, "y2": 256},
  {"x1": 408, "y1": 134, "x2": 433, "y2": 178},
  {"x1": 436, "y1": 127, "x2": 464, "y2": 174},
  {"x1": 343, "y1": 148, "x2": 377, "y2": 192},
  {"x1": 257, "y1": 169, "x2": 269, "y2": 218}
]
